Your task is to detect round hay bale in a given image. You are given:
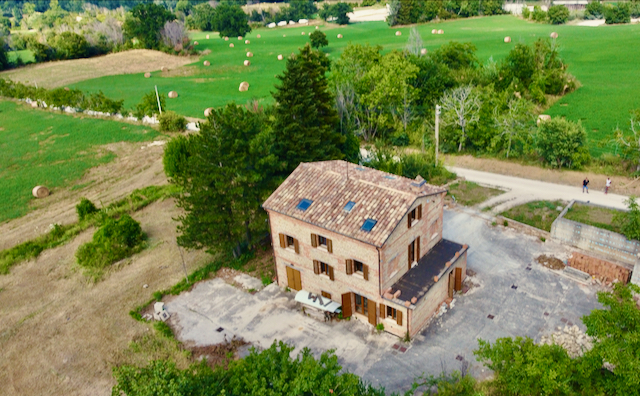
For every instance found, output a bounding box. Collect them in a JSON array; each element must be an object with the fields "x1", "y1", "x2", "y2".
[
  {"x1": 168, "y1": 91, "x2": 178, "y2": 98},
  {"x1": 31, "y1": 101, "x2": 38, "y2": 108},
  {"x1": 283, "y1": 34, "x2": 286, "y2": 37},
  {"x1": 316, "y1": 26, "x2": 318, "y2": 29},
  {"x1": 229, "y1": 43, "x2": 234, "y2": 47},
  {"x1": 438, "y1": 29, "x2": 444, "y2": 34},
  {"x1": 395, "y1": 31, "x2": 402, "y2": 36},
  {"x1": 144, "y1": 72, "x2": 151, "y2": 78},
  {"x1": 432, "y1": 29, "x2": 437, "y2": 34},
  {"x1": 238, "y1": 36, "x2": 243, "y2": 40},
  {"x1": 174, "y1": 43, "x2": 183, "y2": 51},
  {"x1": 203, "y1": 60, "x2": 210, "y2": 66},
  {"x1": 420, "y1": 48, "x2": 427, "y2": 55},
  {"x1": 537, "y1": 114, "x2": 551, "y2": 125},
  {"x1": 224, "y1": 37, "x2": 229, "y2": 41},
  {"x1": 244, "y1": 60, "x2": 251, "y2": 66},
  {"x1": 32, "y1": 186, "x2": 49, "y2": 198},
  {"x1": 239, "y1": 81, "x2": 249, "y2": 92},
  {"x1": 193, "y1": 41, "x2": 199, "y2": 45},
  {"x1": 161, "y1": 66, "x2": 168, "y2": 72},
  {"x1": 257, "y1": 34, "x2": 261, "y2": 38},
  {"x1": 301, "y1": 31, "x2": 305, "y2": 35},
  {"x1": 246, "y1": 51, "x2": 253, "y2": 57},
  {"x1": 277, "y1": 54, "x2": 283, "y2": 60},
  {"x1": 337, "y1": 34, "x2": 343, "y2": 38},
  {"x1": 504, "y1": 36, "x2": 511, "y2": 43},
  {"x1": 206, "y1": 34, "x2": 210, "y2": 39},
  {"x1": 64, "y1": 87, "x2": 70, "y2": 91},
  {"x1": 204, "y1": 107, "x2": 213, "y2": 117},
  {"x1": 550, "y1": 32, "x2": 558, "y2": 39},
  {"x1": 245, "y1": 39, "x2": 250, "y2": 44}
]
